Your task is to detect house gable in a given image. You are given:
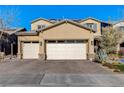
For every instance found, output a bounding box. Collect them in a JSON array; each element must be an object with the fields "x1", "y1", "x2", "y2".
[
  {"x1": 39, "y1": 20, "x2": 96, "y2": 32},
  {"x1": 39, "y1": 20, "x2": 94, "y2": 40}
]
